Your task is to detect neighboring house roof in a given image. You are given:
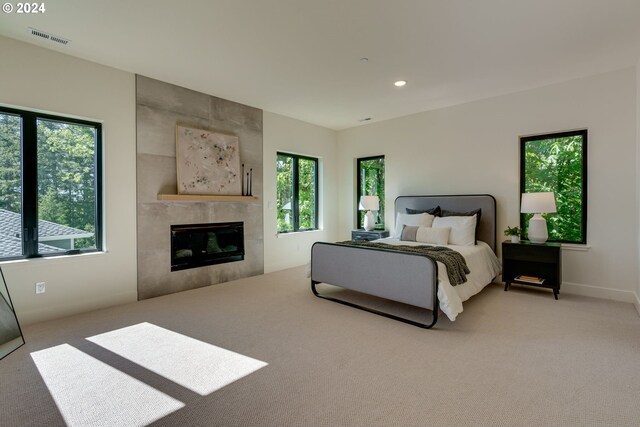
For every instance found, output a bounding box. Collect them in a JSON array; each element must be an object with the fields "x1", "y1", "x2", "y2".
[
  {"x1": 0, "y1": 234, "x2": 60, "y2": 256},
  {"x1": 0, "y1": 208, "x2": 92, "y2": 239},
  {"x1": 0, "y1": 208, "x2": 93, "y2": 257}
]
